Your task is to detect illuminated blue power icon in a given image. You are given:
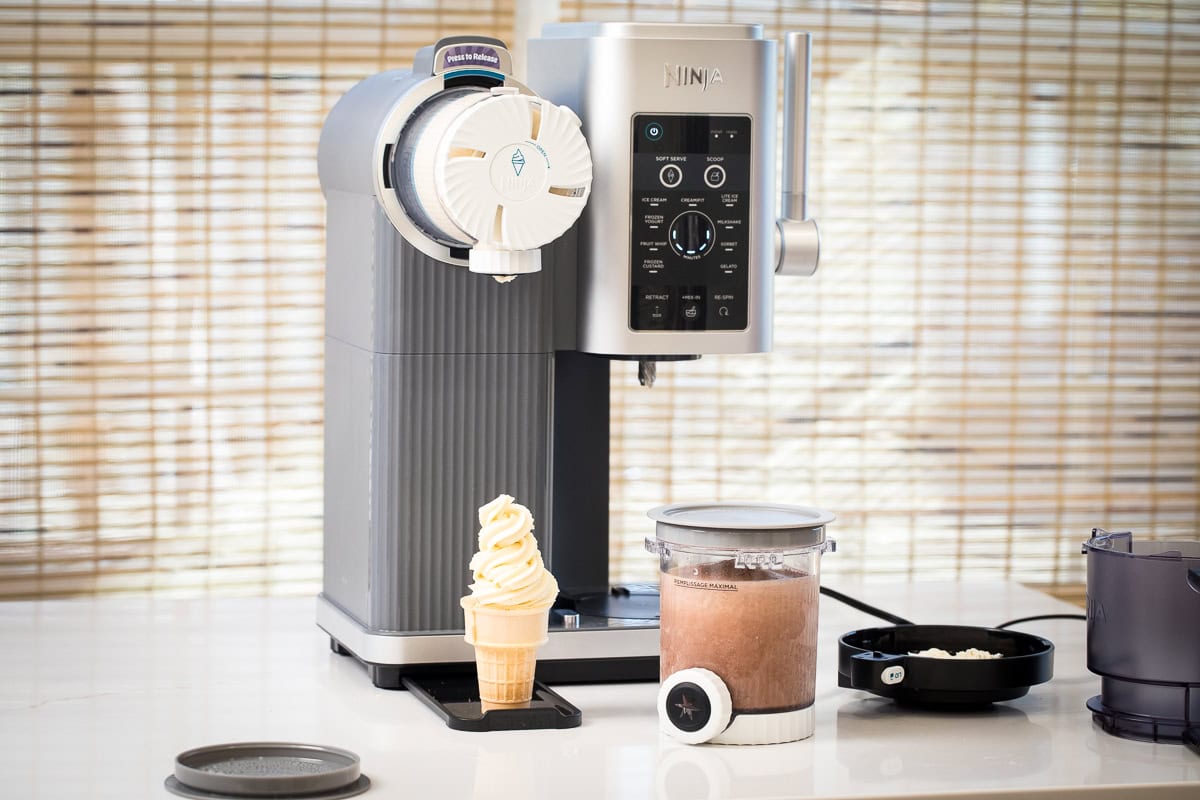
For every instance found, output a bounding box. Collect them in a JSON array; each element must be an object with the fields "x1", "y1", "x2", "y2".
[{"x1": 644, "y1": 122, "x2": 664, "y2": 141}]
